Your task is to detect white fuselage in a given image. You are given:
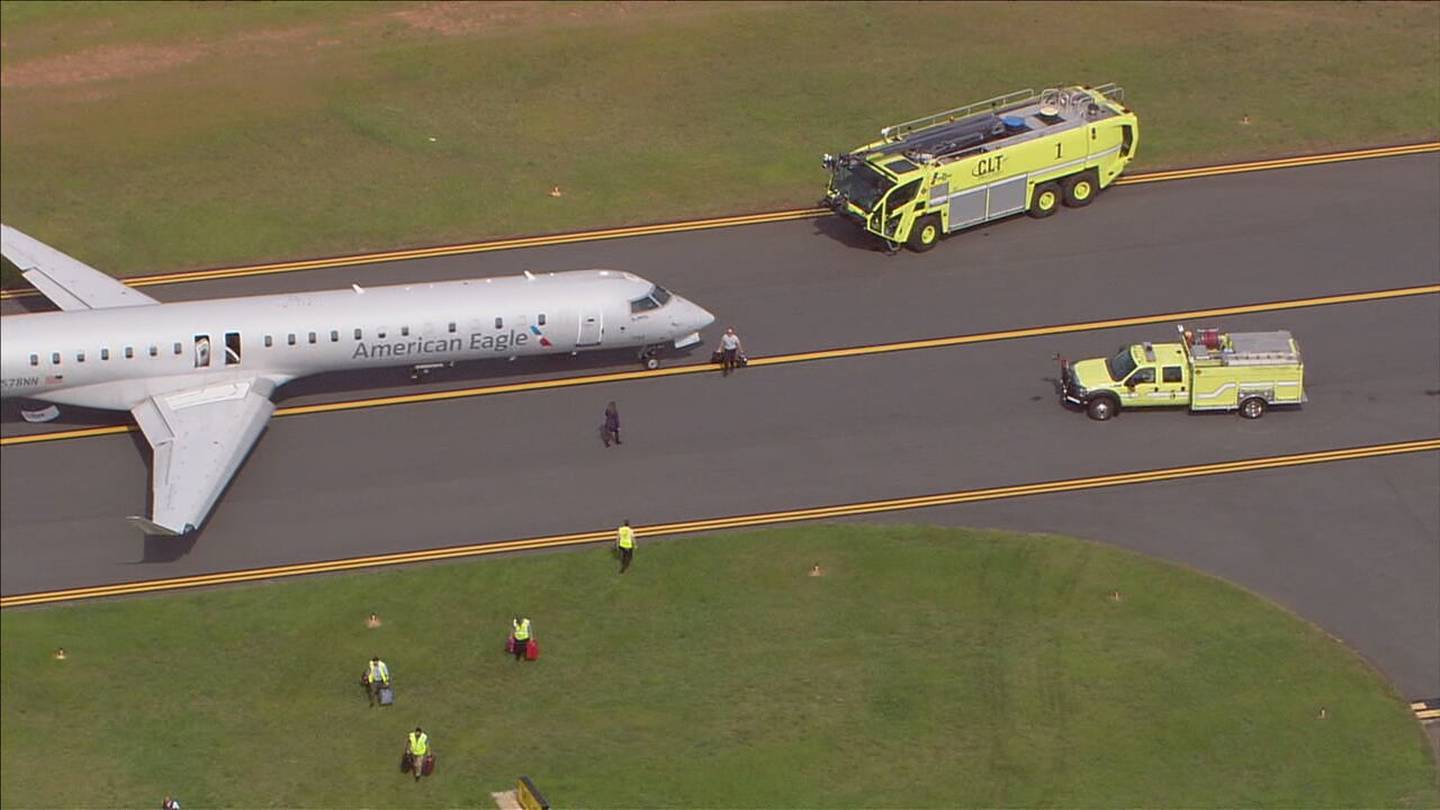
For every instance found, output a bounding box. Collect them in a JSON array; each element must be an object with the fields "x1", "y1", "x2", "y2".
[{"x1": 0, "y1": 269, "x2": 714, "y2": 410}]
